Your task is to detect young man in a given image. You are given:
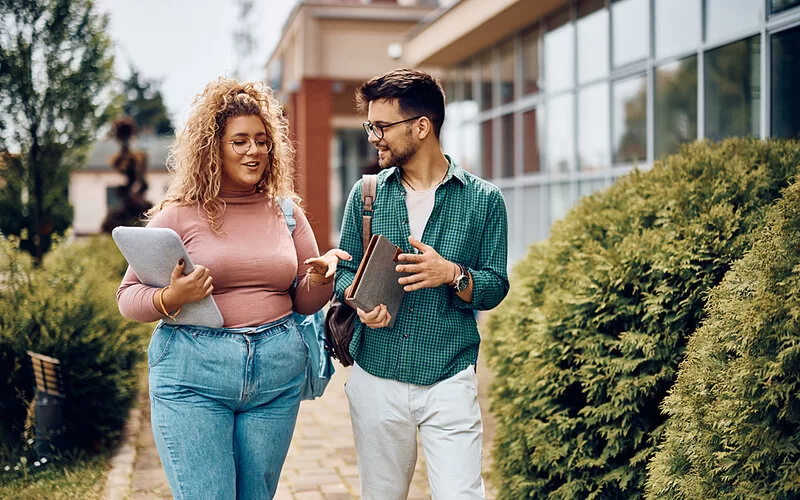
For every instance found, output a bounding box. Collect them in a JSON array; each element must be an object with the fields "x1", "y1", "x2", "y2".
[{"x1": 334, "y1": 68, "x2": 510, "y2": 499}]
